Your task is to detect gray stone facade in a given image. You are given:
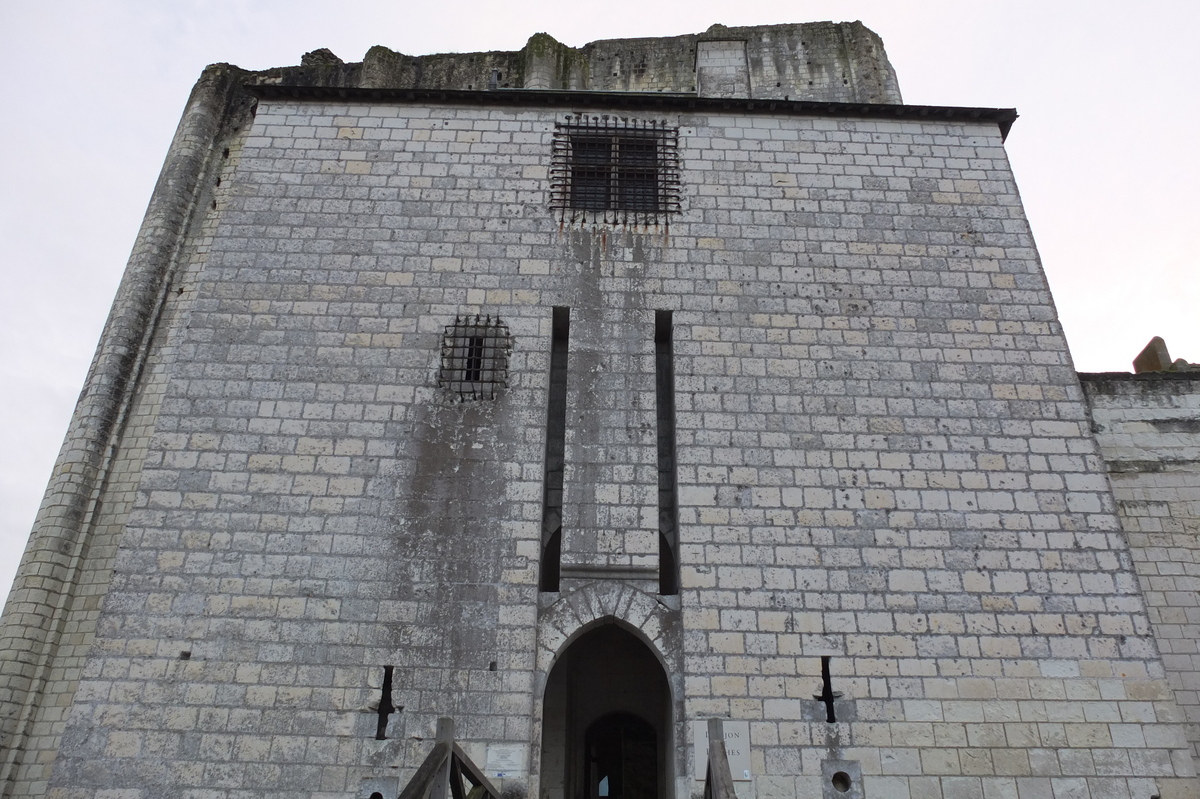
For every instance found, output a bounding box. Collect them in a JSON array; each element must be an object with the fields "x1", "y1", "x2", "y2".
[
  {"x1": 1, "y1": 22, "x2": 1197, "y2": 799},
  {"x1": 1082, "y1": 373, "x2": 1200, "y2": 765}
]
